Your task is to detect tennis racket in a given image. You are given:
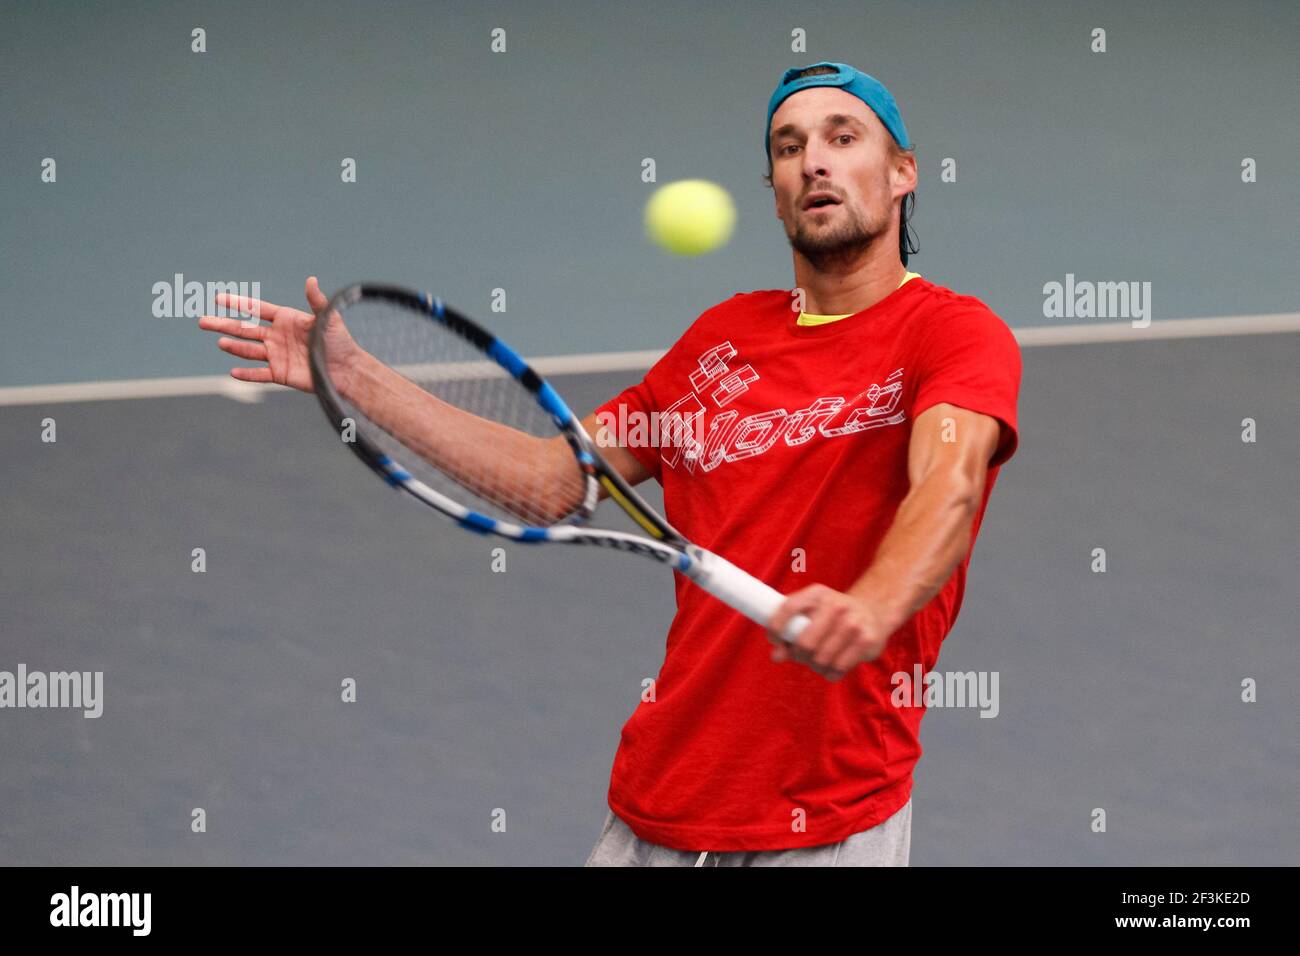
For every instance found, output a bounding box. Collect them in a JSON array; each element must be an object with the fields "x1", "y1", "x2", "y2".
[{"x1": 308, "y1": 283, "x2": 809, "y2": 643}]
